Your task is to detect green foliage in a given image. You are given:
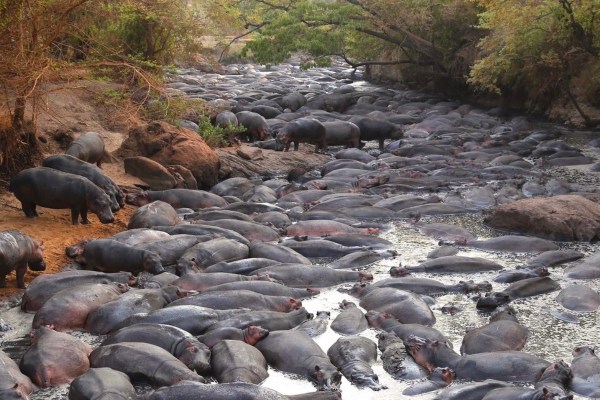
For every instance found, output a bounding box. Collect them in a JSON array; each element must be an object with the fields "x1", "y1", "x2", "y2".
[
  {"x1": 141, "y1": 95, "x2": 207, "y2": 125},
  {"x1": 197, "y1": 118, "x2": 245, "y2": 148}
]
